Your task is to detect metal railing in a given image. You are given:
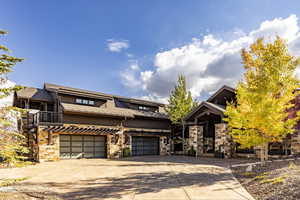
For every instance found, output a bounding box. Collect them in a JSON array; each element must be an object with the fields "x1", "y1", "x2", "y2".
[
  {"x1": 38, "y1": 111, "x2": 63, "y2": 124},
  {"x1": 25, "y1": 111, "x2": 63, "y2": 127}
]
